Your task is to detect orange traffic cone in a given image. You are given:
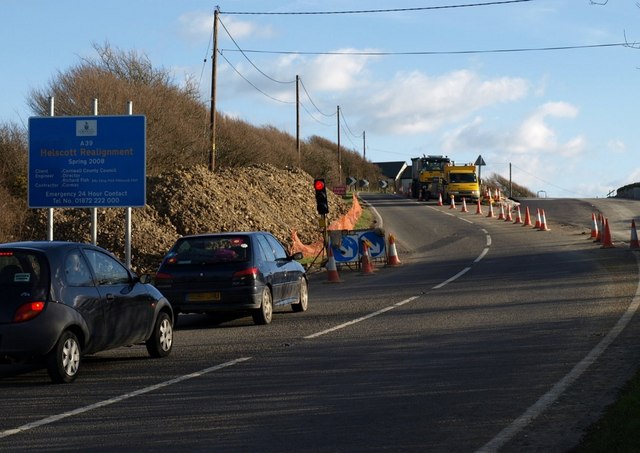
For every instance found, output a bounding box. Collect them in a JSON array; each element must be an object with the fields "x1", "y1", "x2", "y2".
[
  {"x1": 630, "y1": 219, "x2": 639, "y2": 249},
  {"x1": 449, "y1": 195, "x2": 456, "y2": 209},
  {"x1": 598, "y1": 214, "x2": 606, "y2": 243},
  {"x1": 497, "y1": 203, "x2": 505, "y2": 220},
  {"x1": 590, "y1": 213, "x2": 599, "y2": 240},
  {"x1": 476, "y1": 198, "x2": 483, "y2": 215},
  {"x1": 487, "y1": 201, "x2": 495, "y2": 218},
  {"x1": 505, "y1": 205, "x2": 513, "y2": 222},
  {"x1": 534, "y1": 208, "x2": 541, "y2": 229},
  {"x1": 601, "y1": 218, "x2": 614, "y2": 248},
  {"x1": 539, "y1": 209, "x2": 550, "y2": 231},
  {"x1": 386, "y1": 234, "x2": 401, "y2": 266},
  {"x1": 513, "y1": 205, "x2": 522, "y2": 224},
  {"x1": 522, "y1": 206, "x2": 532, "y2": 227},
  {"x1": 438, "y1": 193, "x2": 443, "y2": 206},
  {"x1": 360, "y1": 240, "x2": 375, "y2": 274},
  {"x1": 325, "y1": 246, "x2": 341, "y2": 283},
  {"x1": 461, "y1": 197, "x2": 468, "y2": 213}
]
